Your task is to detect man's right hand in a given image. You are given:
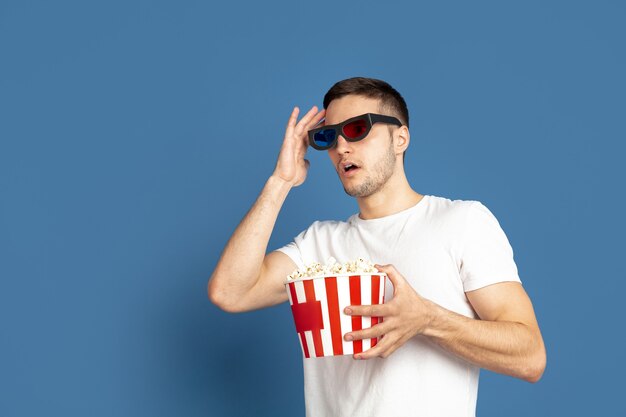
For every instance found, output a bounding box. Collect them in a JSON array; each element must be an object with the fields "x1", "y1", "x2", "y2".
[
  {"x1": 272, "y1": 106, "x2": 326, "y2": 187},
  {"x1": 209, "y1": 105, "x2": 326, "y2": 313}
]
